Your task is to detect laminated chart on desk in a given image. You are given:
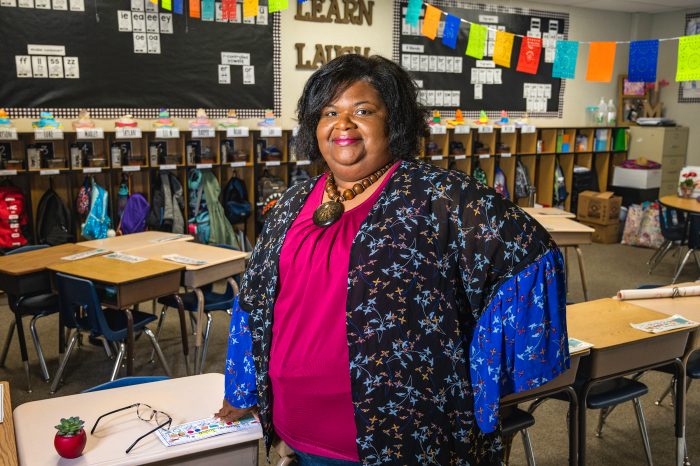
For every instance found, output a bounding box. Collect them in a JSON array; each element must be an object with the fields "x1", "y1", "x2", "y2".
[
  {"x1": 395, "y1": 0, "x2": 569, "y2": 118},
  {"x1": 155, "y1": 416, "x2": 261, "y2": 447}
]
